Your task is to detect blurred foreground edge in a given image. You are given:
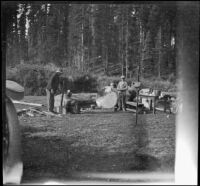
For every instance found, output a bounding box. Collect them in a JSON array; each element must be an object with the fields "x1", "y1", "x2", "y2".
[{"x1": 3, "y1": 81, "x2": 24, "y2": 184}]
